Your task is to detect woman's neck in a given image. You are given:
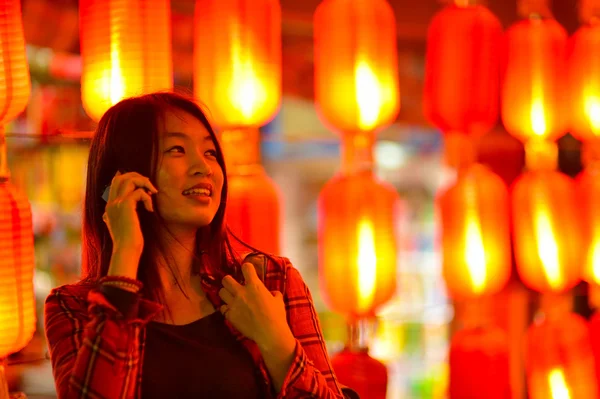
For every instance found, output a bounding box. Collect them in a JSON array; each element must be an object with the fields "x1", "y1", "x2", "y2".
[{"x1": 155, "y1": 227, "x2": 198, "y2": 292}]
